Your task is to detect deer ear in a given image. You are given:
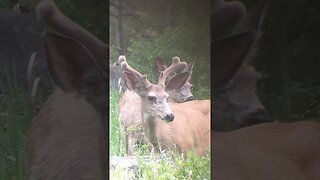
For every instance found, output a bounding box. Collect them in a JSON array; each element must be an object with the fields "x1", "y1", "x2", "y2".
[
  {"x1": 154, "y1": 57, "x2": 167, "y2": 77},
  {"x1": 166, "y1": 72, "x2": 190, "y2": 91},
  {"x1": 212, "y1": 0, "x2": 246, "y2": 39},
  {"x1": 44, "y1": 32, "x2": 99, "y2": 93},
  {"x1": 36, "y1": 0, "x2": 108, "y2": 66},
  {"x1": 123, "y1": 72, "x2": 138, "y2": 91},
  {"x1": 212, "y1": 30, "x2": 255, "y2": 88},
  {"x1": 122, "y1": 72, "x2": 147, "y2": 93}
]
